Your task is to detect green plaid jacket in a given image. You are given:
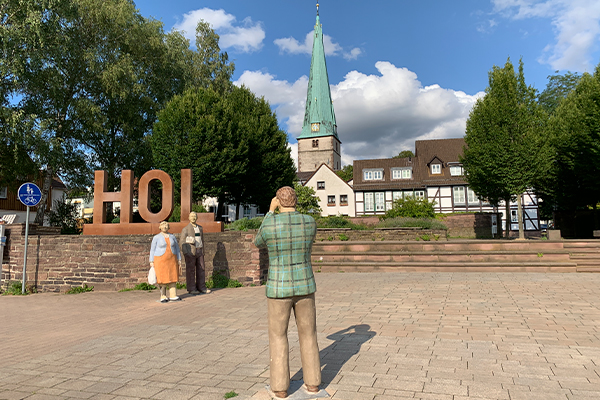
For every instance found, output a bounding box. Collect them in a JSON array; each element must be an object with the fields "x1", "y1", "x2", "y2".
[{"x1": 254, "y1": 211, "x2": 317, "y2": 298}]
